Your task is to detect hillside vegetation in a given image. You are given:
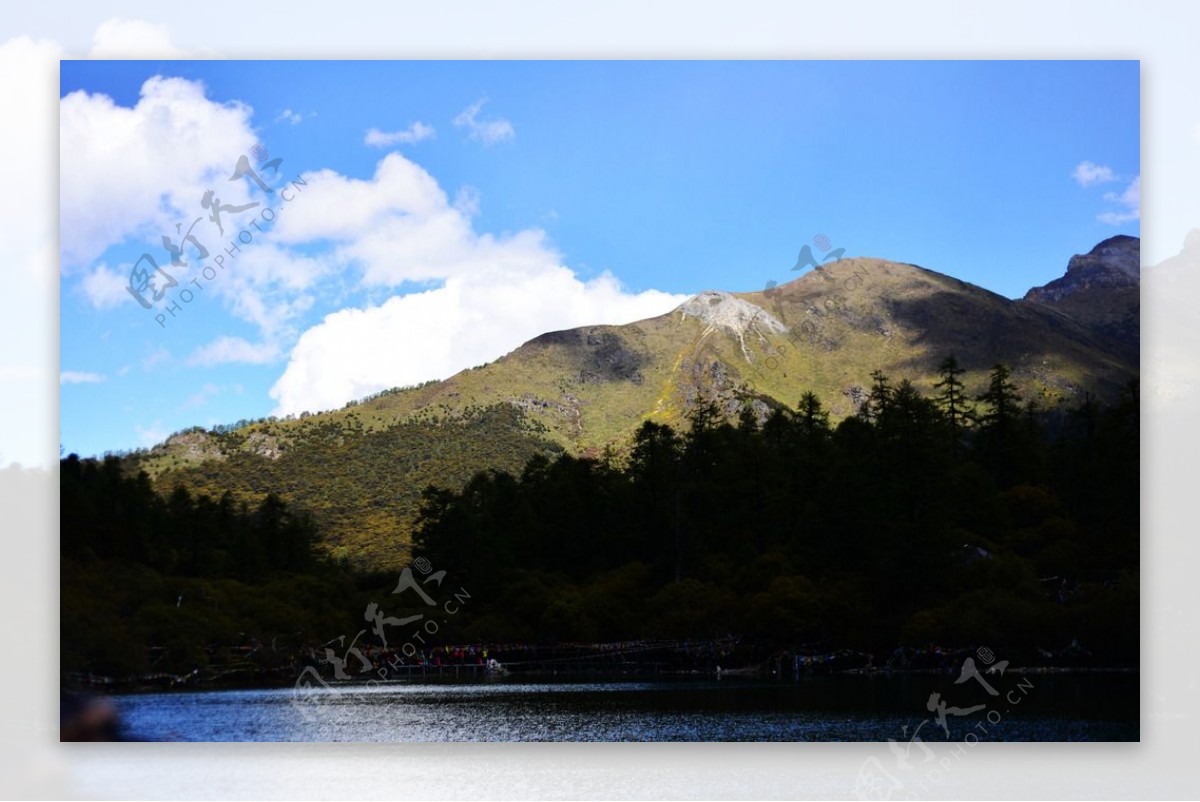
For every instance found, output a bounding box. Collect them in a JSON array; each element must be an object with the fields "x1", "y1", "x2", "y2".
[
  {"x1": 131, "y1": 404, "x2": 562, "y2": 567},
  {"x1": 413, "y1": 364, "x2": 1139, "y2": 665},
  {"x1": 123, "y1": 248, "x2": 1138, "y2": 569}
]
